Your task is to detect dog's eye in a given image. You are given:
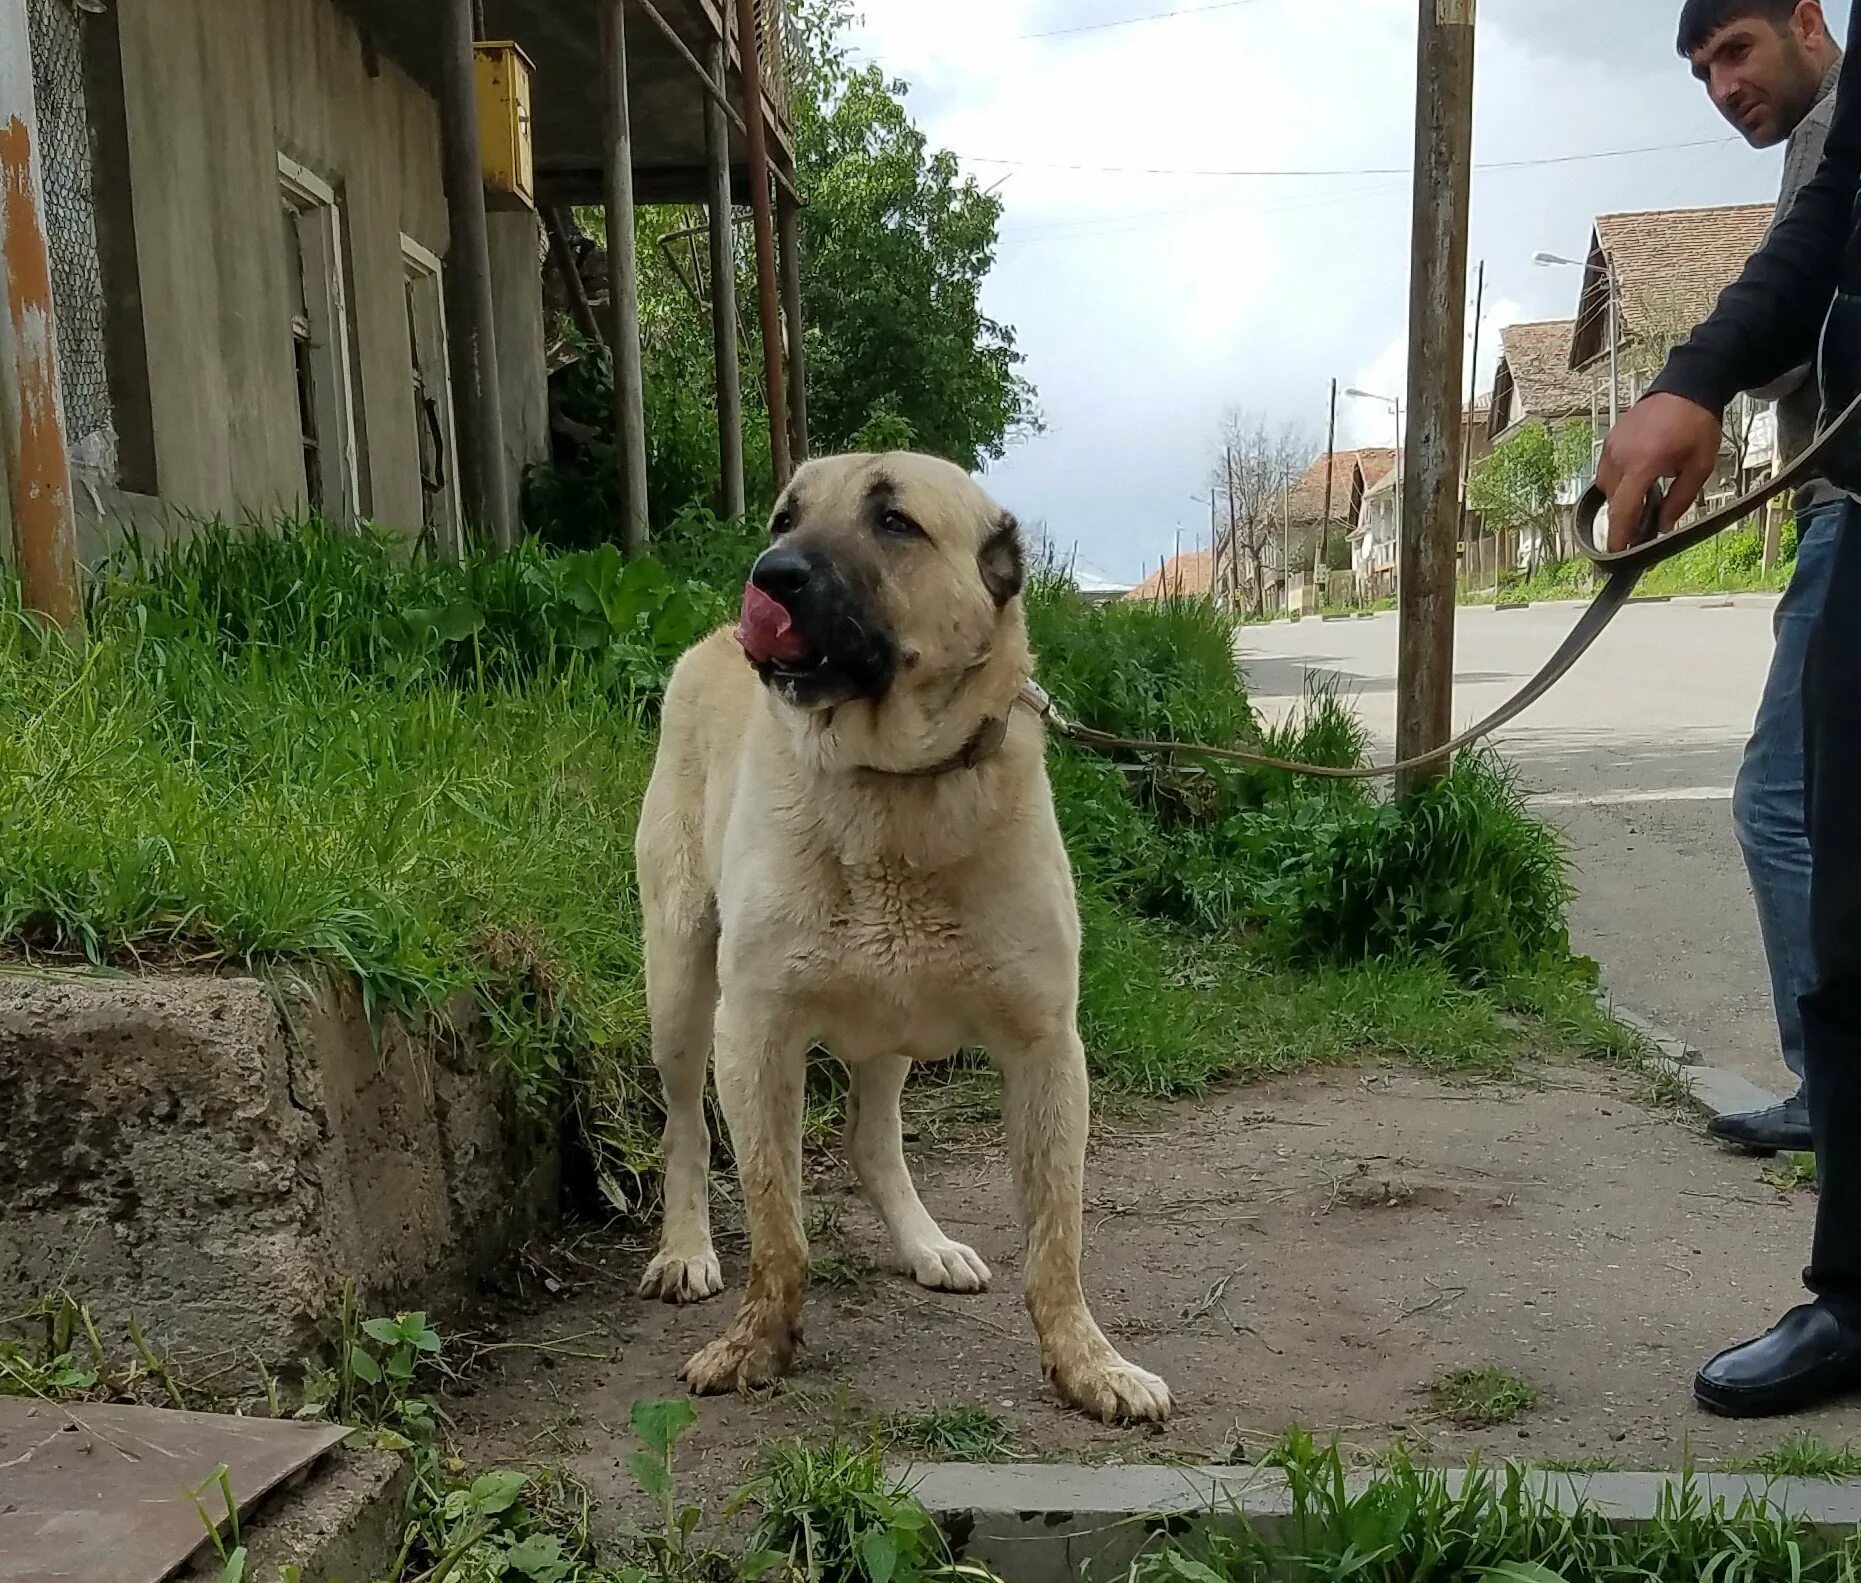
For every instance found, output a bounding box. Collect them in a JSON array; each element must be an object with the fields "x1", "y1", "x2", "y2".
[
  {"x1": 878, "y1": 508, "x2": 926, "y2": 541},
  {"x1": 769, "y1": 510, "x2": 794, "y2": 538}
]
